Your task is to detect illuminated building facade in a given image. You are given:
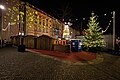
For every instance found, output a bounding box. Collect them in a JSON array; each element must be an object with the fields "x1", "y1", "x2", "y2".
[{"x1": 1, "y1": 0, "x2": 64, "y2": 42}]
